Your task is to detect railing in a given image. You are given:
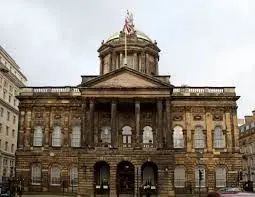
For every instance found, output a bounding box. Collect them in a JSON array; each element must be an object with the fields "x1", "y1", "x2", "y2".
[
  {"x1": 19, "y1": 86, "x2": 80, "y2": 96},
  {"x1": 173, "y1": 86, "x2": 236, "y2": 96}
]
